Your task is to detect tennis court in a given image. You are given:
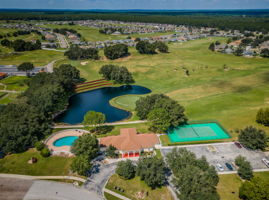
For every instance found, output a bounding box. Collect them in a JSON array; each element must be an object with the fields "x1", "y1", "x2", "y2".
[{"x1": 168, "y1": 122, "x2": 230, "y2": 142}]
